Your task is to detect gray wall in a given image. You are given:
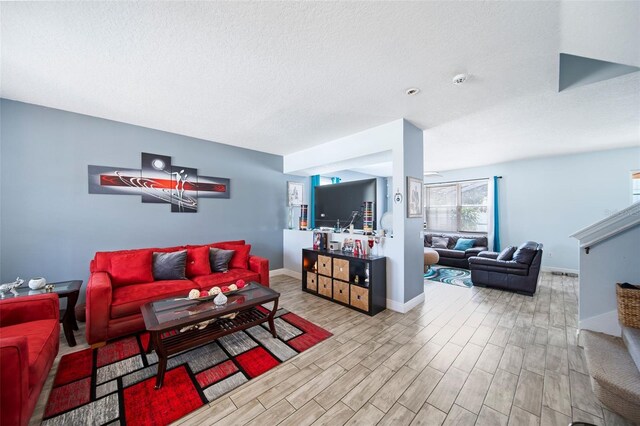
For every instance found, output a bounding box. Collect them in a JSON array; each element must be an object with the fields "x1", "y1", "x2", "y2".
[
  {"x1": 403, "y1": 120, "x2": 426, "y2": 303},
  {"x1": 579, "y1": 224, "x2": 640, "y2": 322},
  {"x1": 0, "y1": 100, "x2": 289, "y2": 299},
  {"x1": 424, "y1": 146, "x2": 640, "y2": 271}
]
